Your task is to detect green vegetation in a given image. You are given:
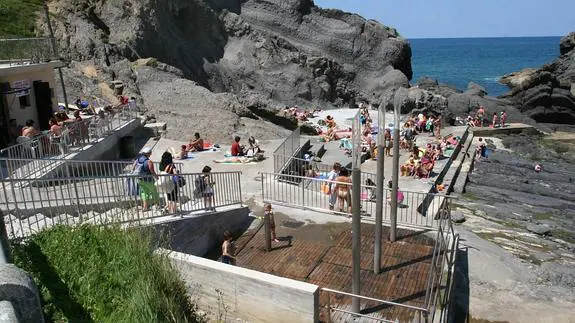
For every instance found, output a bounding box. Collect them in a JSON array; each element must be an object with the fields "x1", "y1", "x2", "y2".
[
  {"x1": 462, "y1": 191, "x2": 479, "y2": 201},
  {"x1": 0, "y1": 0, "x2": 43, "y2": 37},
  {"x1": 10, "y1": 225, "x2": 203, "y2": 323},
  {"x1": 551, "y1": 229, "x2": 575, "y2": 244},
  {"x1": 533, "y1": 213, "x2": 553, "y2": 221}
]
